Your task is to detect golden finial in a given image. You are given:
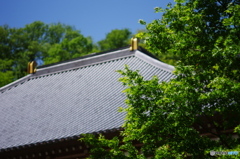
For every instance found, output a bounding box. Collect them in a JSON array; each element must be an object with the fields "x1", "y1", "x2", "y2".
[{"x1": 27, "y1": 61, "x2": 37, "y2": 74}]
